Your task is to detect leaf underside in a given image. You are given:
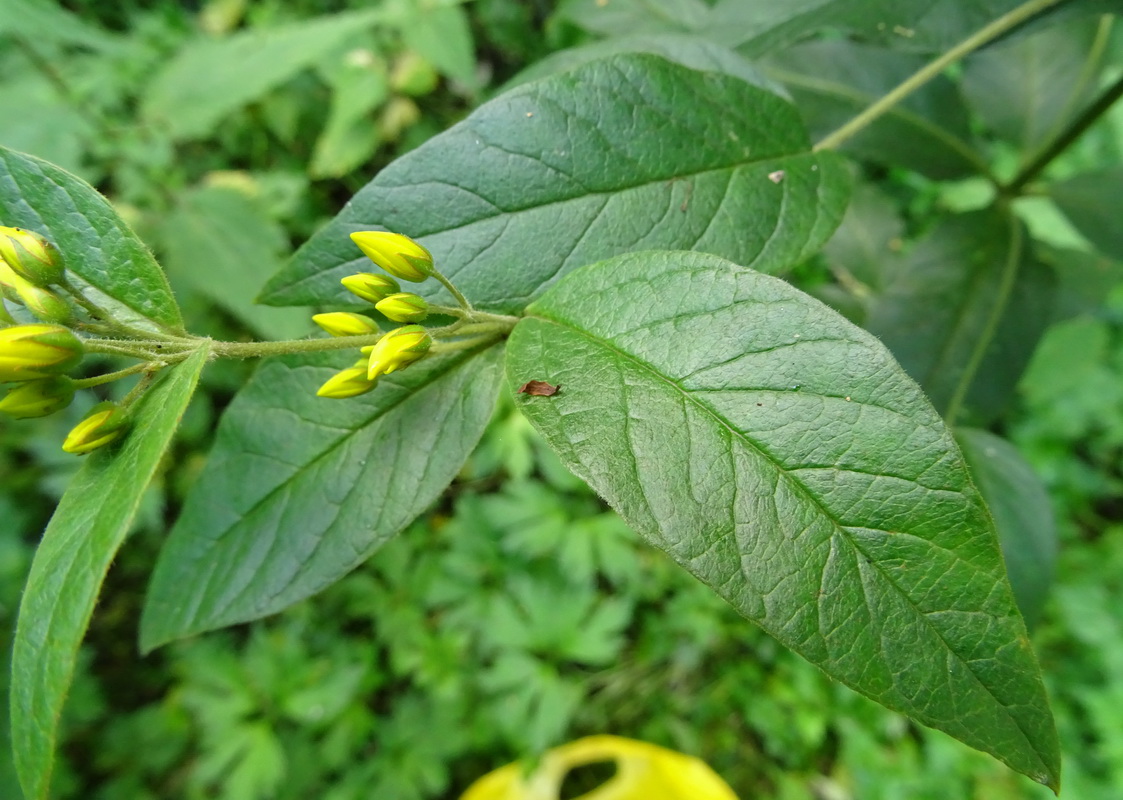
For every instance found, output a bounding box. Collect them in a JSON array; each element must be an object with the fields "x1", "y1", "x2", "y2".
[{"x1": 507, "y1": 250, "x2": 1060, "y2": 789}]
